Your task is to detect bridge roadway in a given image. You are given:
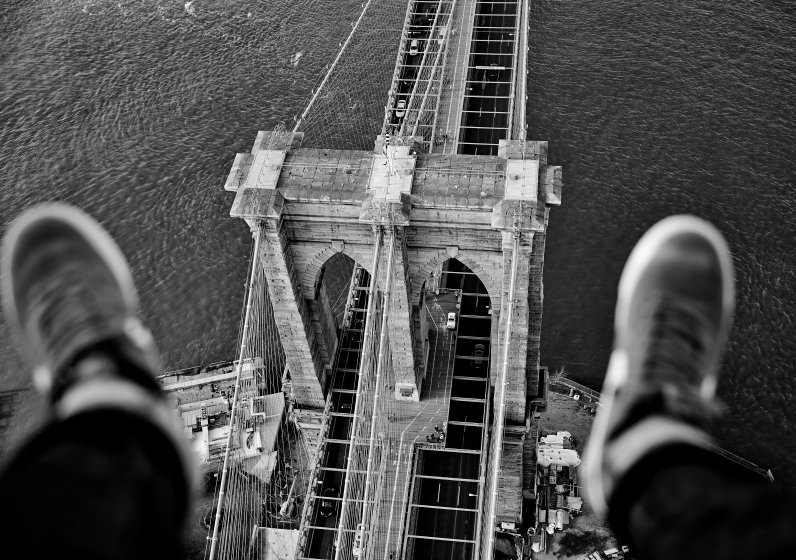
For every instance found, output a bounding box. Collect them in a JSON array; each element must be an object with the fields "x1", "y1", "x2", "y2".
[
  {"x1": 297, "y1": 262, "x2": 492, "y2": 560},
  {"x1": 246, "y1": 0, "x2": 533, "y2": 557},
  {"x1": 401, "y1": 264, "x2": 492, "y2": 560},
  {"x1": 386, "y1": 0, "x2": 523, "y2": 155},
  {"x1": 302, "y1": 1, "x2": 525, "y2": 555},
  {"x1": 301, "y1": 266, "x2": 373, "y2": 559},
  {"x1": 457, "y1": 0, "x2": 522, "y2": 154},
  {"x1": 298, "y1": 280, "x2": 462, "y2": 559}
]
